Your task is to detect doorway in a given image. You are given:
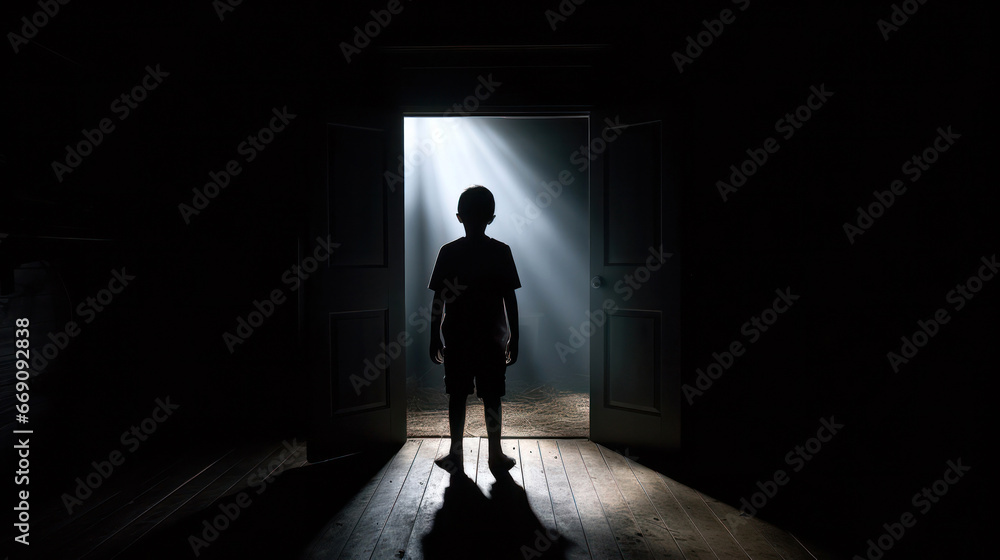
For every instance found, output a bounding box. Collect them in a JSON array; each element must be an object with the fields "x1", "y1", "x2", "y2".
[{"x1": 403, "y1": 115, "x2": 590, "y2": 437}]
